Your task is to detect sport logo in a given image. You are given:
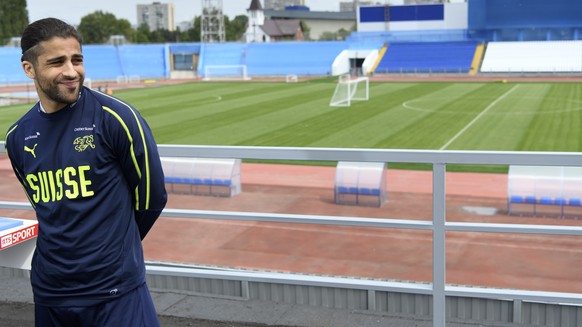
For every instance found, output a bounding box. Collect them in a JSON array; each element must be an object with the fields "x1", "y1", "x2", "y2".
[
  {"x1": 24, "y1": 144, "x2": 38, "y2": 158},
  {"x1": 73, "y1": 135, "x2": 96, "y2": 152}
]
